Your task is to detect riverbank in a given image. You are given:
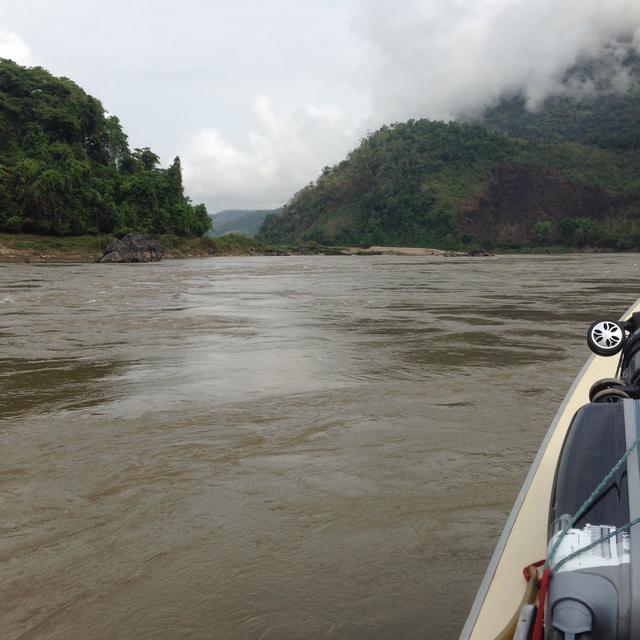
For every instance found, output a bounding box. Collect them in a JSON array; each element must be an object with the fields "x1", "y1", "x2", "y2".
[
  {"x1": 0, "y1": 233, "x2": 611, "y2": 263},
  {"x1": 0, "y1": 233, "x2": 271, "y2": 262},
  {"x1": 0, "y1": 236, "x2": 467, "y2": 262},
  {"x1": 341, "y1": 246, "x2": 450, "y2": 256},
  {"x1": 0, "y1": 234, "x2": 456, "y2": 262}
]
